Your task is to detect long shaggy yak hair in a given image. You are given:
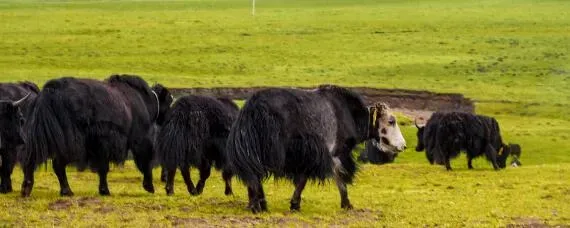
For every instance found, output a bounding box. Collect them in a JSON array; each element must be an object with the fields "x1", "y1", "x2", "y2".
[
  {"x1": 225, "y1": 85, "x2": 373, "y2": 213},
  {"x1": 156, "y1": 95, "x2": 239, "y2": 196}
]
